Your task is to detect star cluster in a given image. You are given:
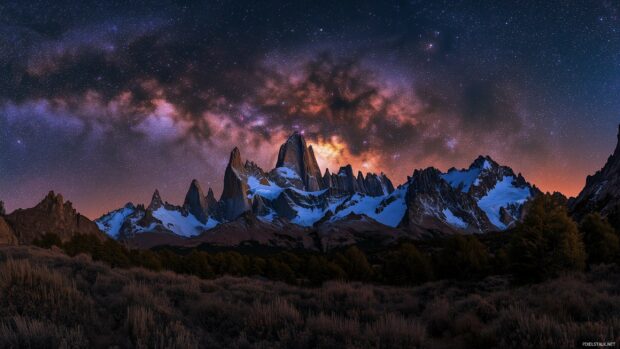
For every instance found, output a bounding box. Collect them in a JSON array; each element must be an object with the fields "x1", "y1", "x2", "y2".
[{"x1": 1, "y1": 0, "x2": 619, "y2": 218}]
